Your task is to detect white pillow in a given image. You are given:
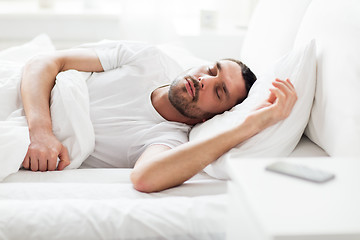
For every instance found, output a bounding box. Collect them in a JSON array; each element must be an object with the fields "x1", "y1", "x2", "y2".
[
  {"x1": 0, "y1": 34, "x2": 55, "y2": 63},
  {"x1": 240, "y1": 0, "x2": 312, "y2": 75},
  {"x1": 189, "y1": 40, "x2": 317, "y2": 179},
  {"x1": 294, "y1": 0, "x2": 360, "y2": 157}
]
